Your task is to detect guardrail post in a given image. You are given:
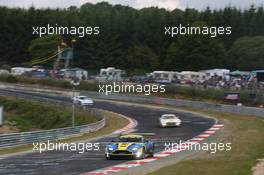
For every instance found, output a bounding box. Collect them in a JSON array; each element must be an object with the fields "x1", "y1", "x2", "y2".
[{"x1": 0, "y1": 106, "x2": 3, "y2": 126}]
